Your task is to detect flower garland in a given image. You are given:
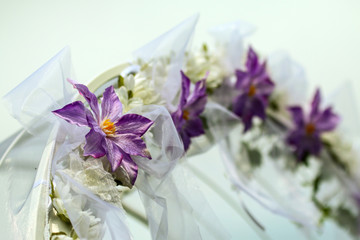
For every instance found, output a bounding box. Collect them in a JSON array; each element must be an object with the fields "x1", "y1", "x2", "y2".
[{"x1": 3, "y1": 16, "x2": 360, "y2": 239}]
